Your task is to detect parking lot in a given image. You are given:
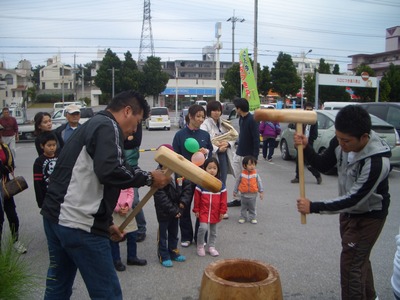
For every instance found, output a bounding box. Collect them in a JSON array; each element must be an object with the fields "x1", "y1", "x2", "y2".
[{"x1": 11, "y1": 123, "x2": 400, "y2": 299}]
